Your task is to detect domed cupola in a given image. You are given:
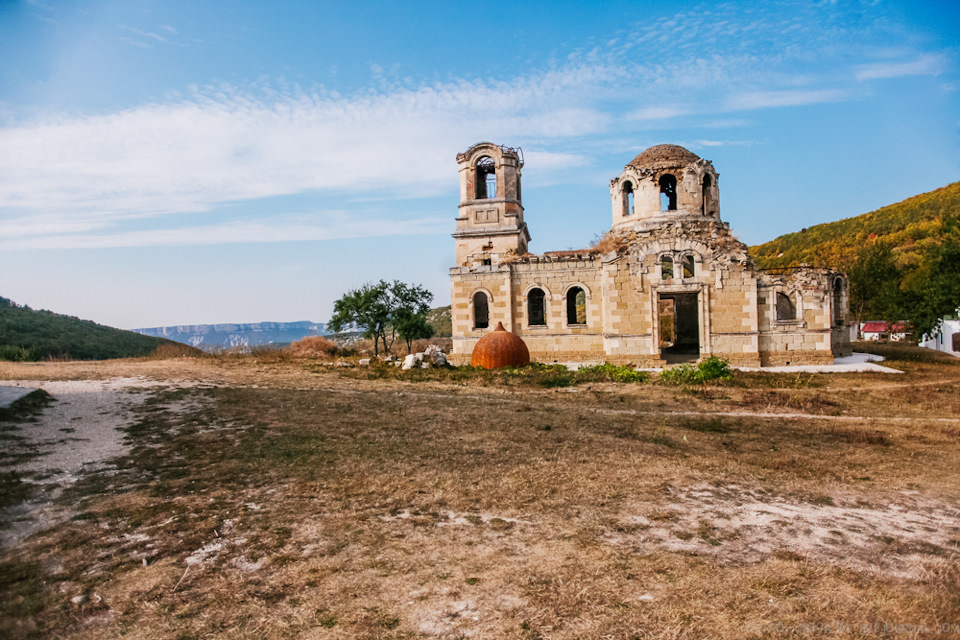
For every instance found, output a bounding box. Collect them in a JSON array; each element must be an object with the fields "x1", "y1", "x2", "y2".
[
  {"x1": 609, "y1": 144, "x2": 720, "y2": 228},
  {"x1": 628, "y1": 144, "x2": 701, "y2": 169}
]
